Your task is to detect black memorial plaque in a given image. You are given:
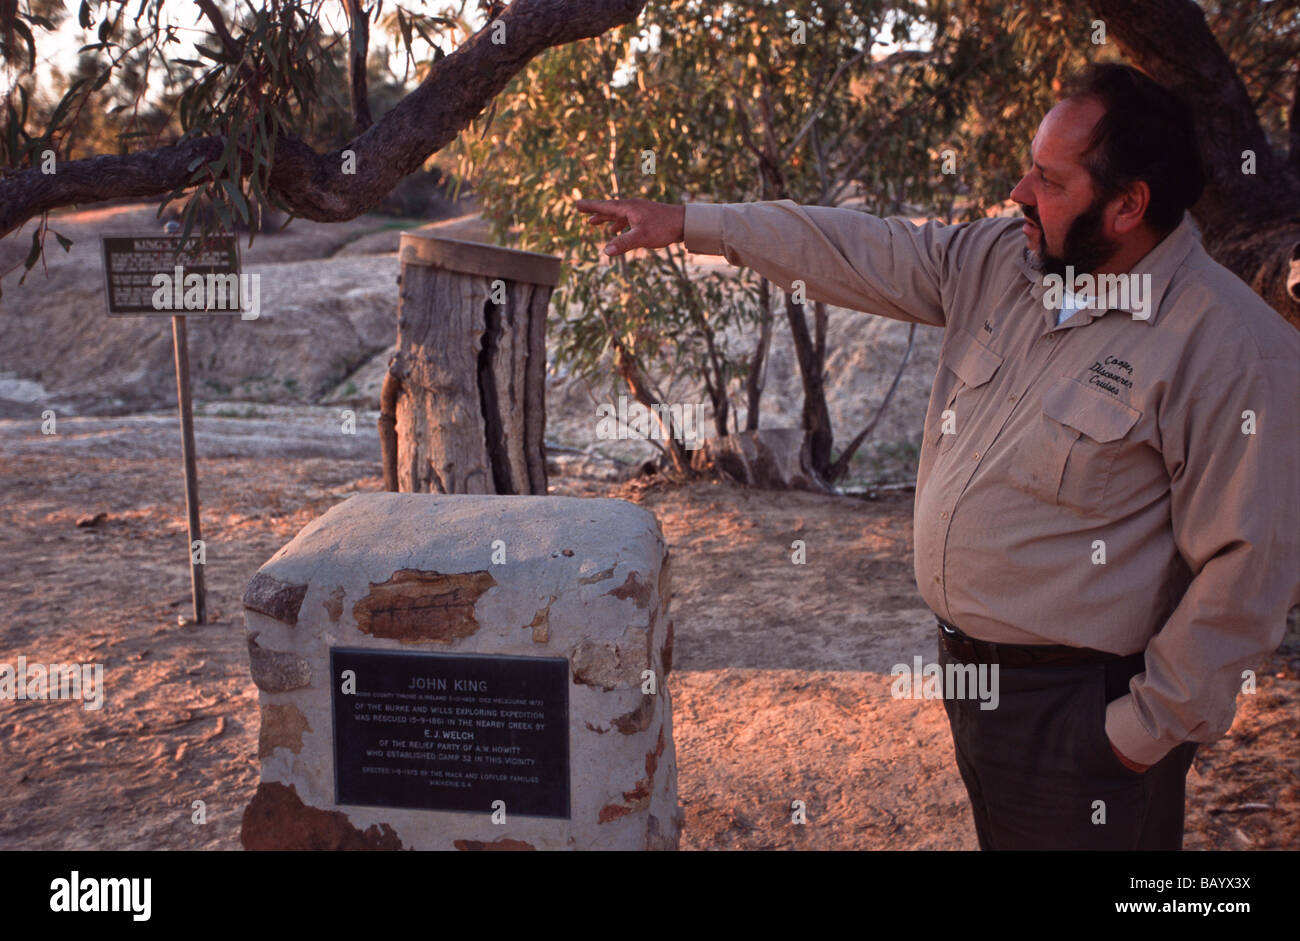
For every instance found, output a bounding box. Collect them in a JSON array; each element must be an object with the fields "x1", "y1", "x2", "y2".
[{"x1": 331, "y1": 648, "x2": 570, "y2": 819}]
